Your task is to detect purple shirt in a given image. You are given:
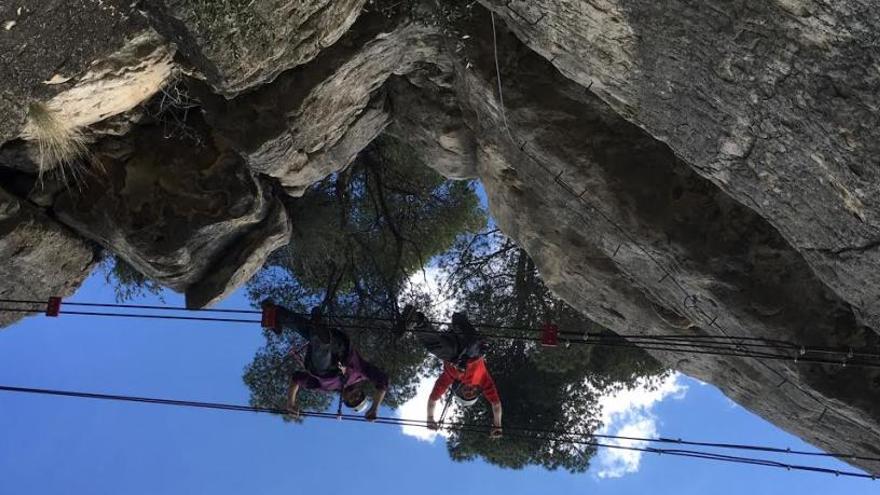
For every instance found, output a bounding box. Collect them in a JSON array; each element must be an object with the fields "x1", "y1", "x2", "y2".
[{"x1": 292, "y1": 348, "x2": 388, "y2": 391}]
